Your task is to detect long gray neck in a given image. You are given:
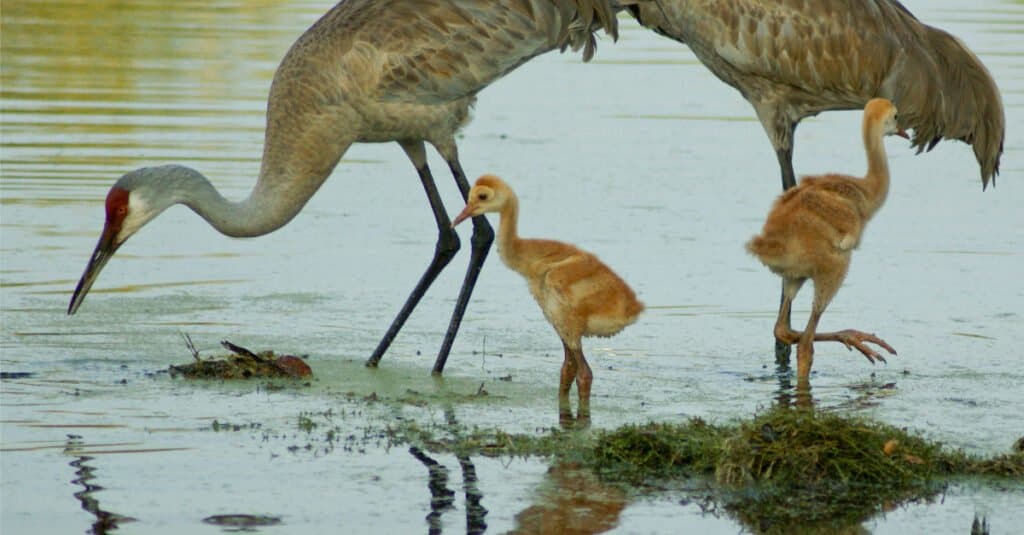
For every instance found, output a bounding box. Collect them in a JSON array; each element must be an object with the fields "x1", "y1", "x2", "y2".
[{"x1": 151, "y1": 164, "x2": 321, "y2": 238}]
